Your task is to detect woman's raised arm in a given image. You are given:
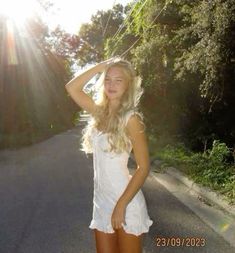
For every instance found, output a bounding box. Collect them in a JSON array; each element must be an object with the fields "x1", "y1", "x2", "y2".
[{"x1": 65, "y1": 58, "x2": 115, "y2": 114}]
